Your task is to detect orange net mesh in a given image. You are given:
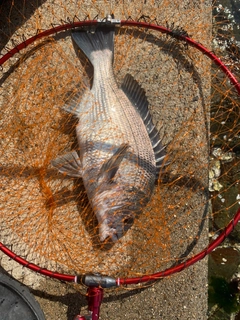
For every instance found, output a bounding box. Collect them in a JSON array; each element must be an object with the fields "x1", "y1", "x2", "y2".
[{"x1": 0, "y1": 0, "x2": 239, "y2": 284}]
